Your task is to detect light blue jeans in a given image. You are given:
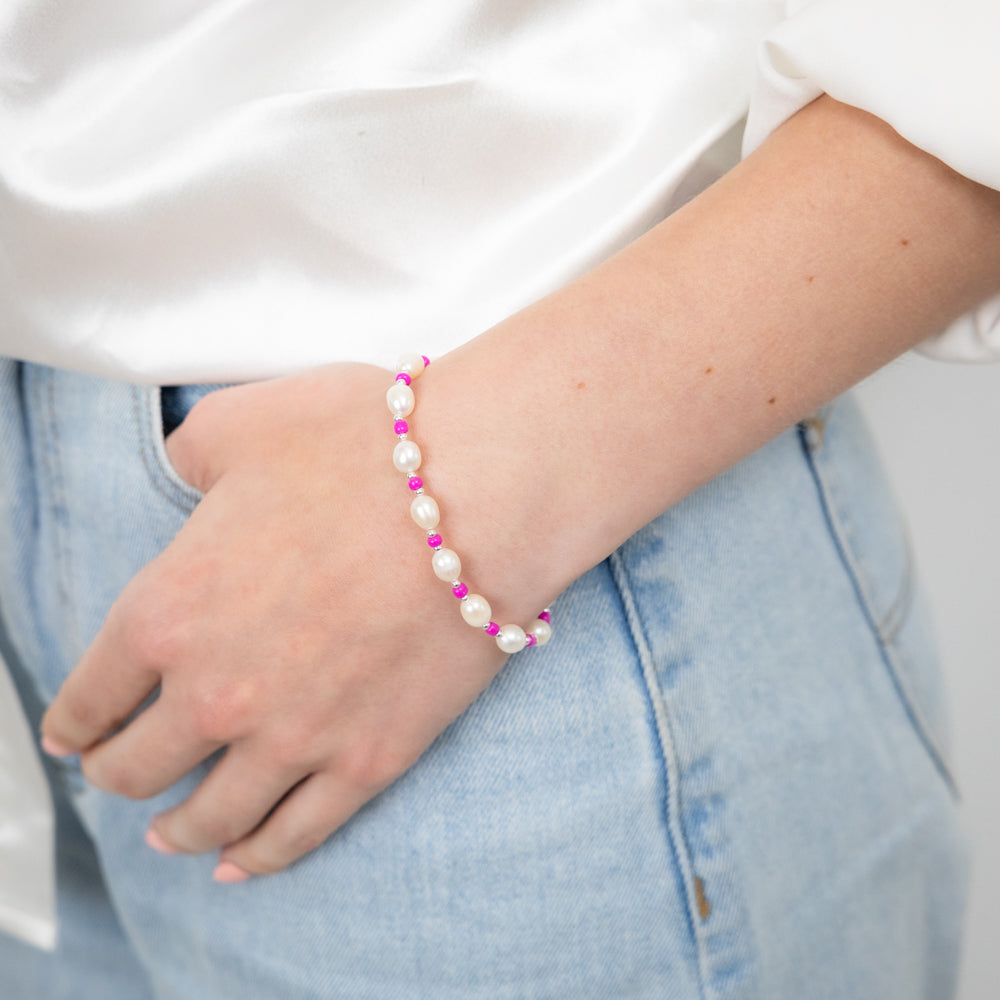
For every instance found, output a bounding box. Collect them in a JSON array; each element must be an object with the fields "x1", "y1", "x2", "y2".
[{"x1": 0, "y1": 361, "x2": 966, "y2": 999}]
